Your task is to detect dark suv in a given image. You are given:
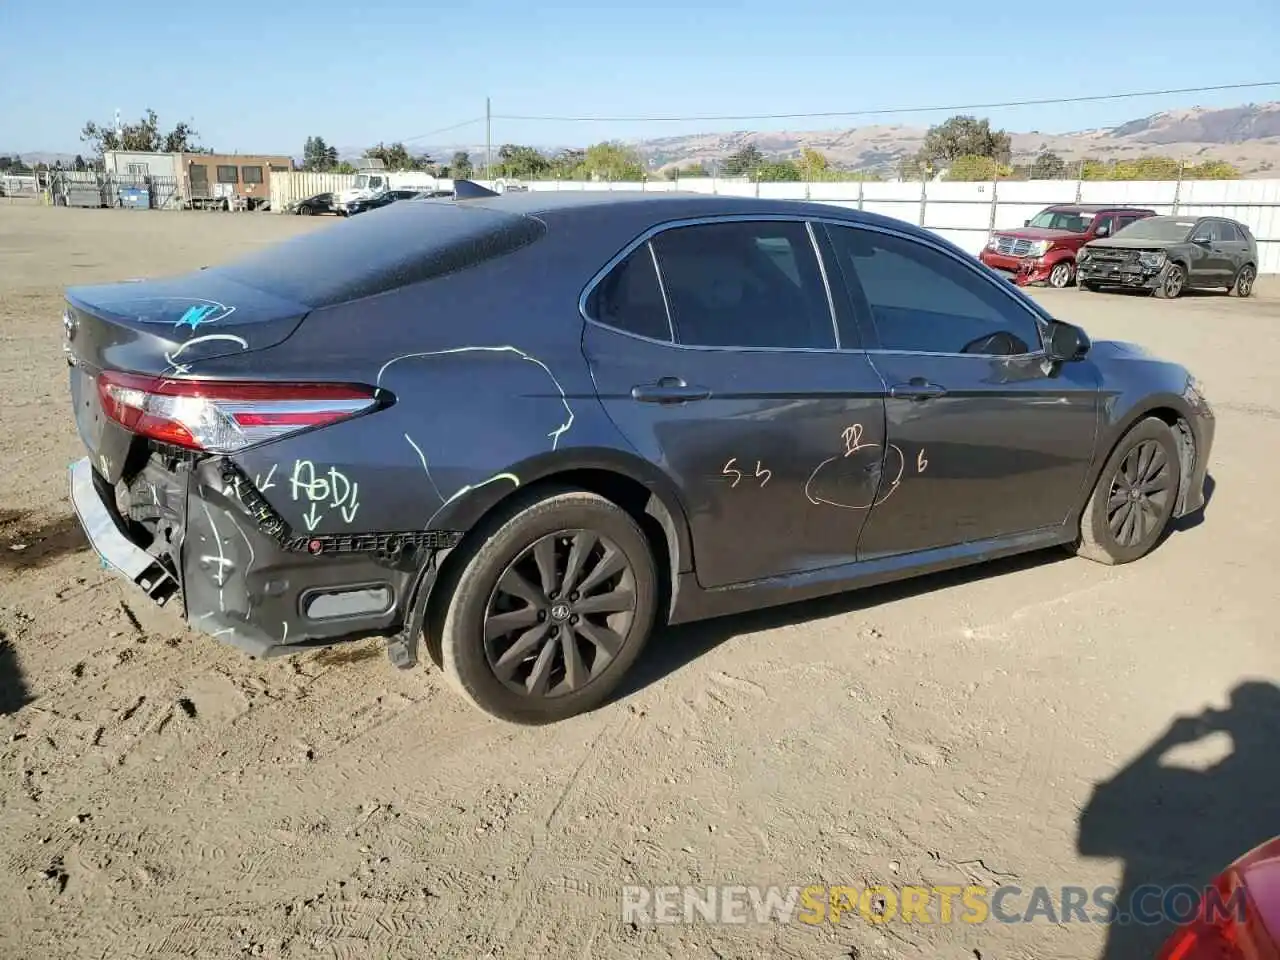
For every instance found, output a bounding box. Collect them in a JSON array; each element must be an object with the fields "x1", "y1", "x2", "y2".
[{"x1": 981, "y1": 205, "x2": 1156, "y2": 288}]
